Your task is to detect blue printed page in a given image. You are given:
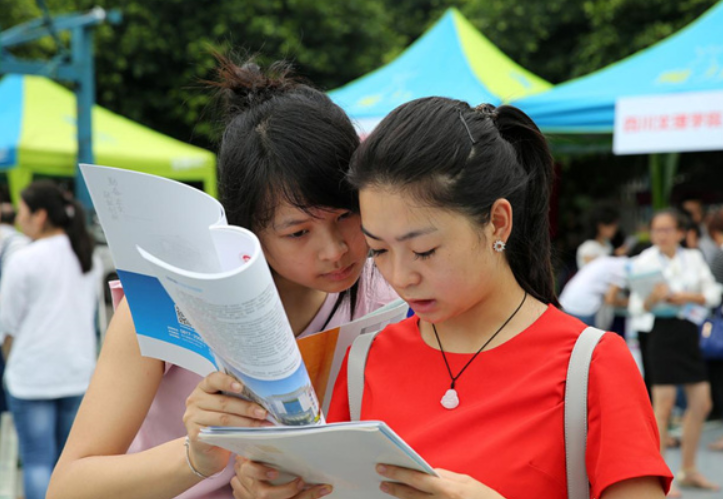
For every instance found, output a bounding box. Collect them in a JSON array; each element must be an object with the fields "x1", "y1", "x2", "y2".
[{"x1": 81, "y1": 164, "x2": 224, "y2": 375}]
